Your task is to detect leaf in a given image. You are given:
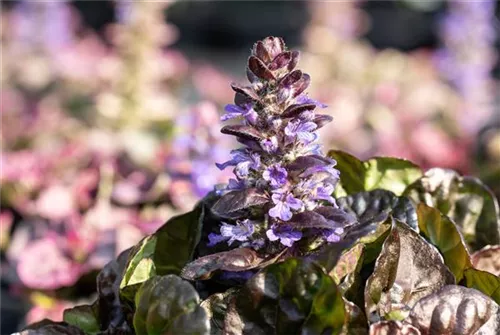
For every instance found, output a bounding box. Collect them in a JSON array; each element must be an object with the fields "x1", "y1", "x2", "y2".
[
  {"x1": 416, "y1": 203, "x2": 472, "y2": 282},
  {"x1": 472, "y1": 245, "x2": 500, "y2": 276},
  {"x1": 153, "y1": 205, "x2": 205, "y2": 276},
  {"x1": 281, "y1": 103, "x2": 317, "y2": 118},
  {"x1": 330, "y1": 243, "x2": 365, "y2": 284},
  {"x1": 408, "y1": 285, "x2": 500, "y2": 334},
  {"x1": 248, "y1": 56, "x2": 275, "y2": 80},
  {"x1": 221, "y1": 125, "x2": 265, "y2": 142},
  {"x1": 288, "y1": 50, "x2": 300, "y2": 71},
  {"x1": 365, "y1": 220, "x2": 455, "y2": 323},
  {"x1": 279, "y1": 69, "x2": 302, "y2": 88},
  {"x1": 63, "y1": 305, "x2": 100, "y2": 335},
  {"x1": 180, "y1": 248, "x2": 263, "y2": 281},
  {"x1": 341, "y1": 299, "x2": 369, "y2": 335},
  {"x1": 368, "y1": 321, "x2": 420, "y2": 335},
  {"x1": 230, "y1": 83, "x2": 260, "y2": 101},
  {"x1": 337, "y1": 189, "x2": 418, "y2": 231},
  {"x1": 404, "y1": 168, "x2": 500, "y2": 250},
  {"x1": 212, "y1": 188, "x2": 268, "y2": 219},
  {"x1": 268, "y1": 51, "x2": 292, "y2": 70},
  {"x1": 288, "y1": 210, "x2": 344, "y2": 230},
  {"x1": 464, "y1": 268, "x2": 500, "y2": 304},
  {"x1": 313, "y1": 114, "x2": 333, "y2": 129},
  {"x1": 201, "y1": 289, "x2": 238, "y2": 335},
  {"x1": 133, "y1": 275, "x2": 210, "y2": 335},
  {"x1": 328, "y1": 150, "x2": 422, "y2": 197},
  {"x1": 119, "y1": 235, "x2": 157, "y2": 304},
  {"x1": 225, "y1": 258, "x2": 345, "y2": 335}
]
